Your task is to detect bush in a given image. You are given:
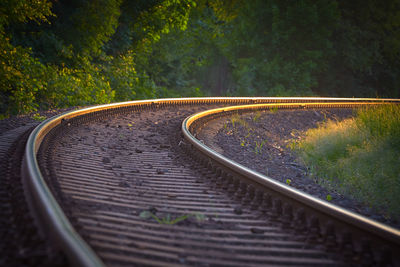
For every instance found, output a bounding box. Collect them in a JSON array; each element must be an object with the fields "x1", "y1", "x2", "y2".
[
  {"x1": 0, "y1": 37, "x2": 47, "y2": 114},
  {"x1": 42, "y1": 64, "x2": 115, "y2": 109}
]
